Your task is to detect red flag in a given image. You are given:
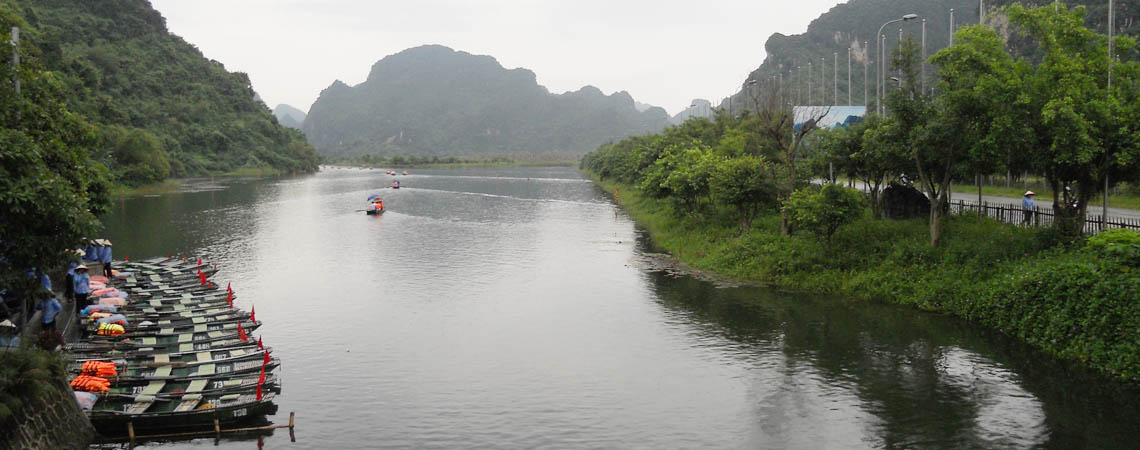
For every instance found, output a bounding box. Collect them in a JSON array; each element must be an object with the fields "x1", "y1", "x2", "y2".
[
  {"x1": 168, "y1": 253, "x2": 172, "y2": 259},
  {"x1": 197, "y1": 258, "x2": 202, "y2": 265},
  {"x1": 227, "y1": 282, "x2": 232, "y2": 293},
  {"x1": 256, "y1": 379, "x2": 263, "y2": 401},
  {"x1": 250, "y1": 305, "x2": 256, "y2": 323},
  {"x1": 257, "y1": 336, "x2": 263, "y2": 350},
  {"x1": 226, "y1": 290, "x2": 233, "y2": 305},
  {"x1": 263, "y1": 350, "x2": 270, "y2": 365},
  {"x1": 238, "y1": 322, "x2": 248, "y2": 342},
  {"x1": 199, "y1": 272, "x2": 206, "y2": 286},
  {"x1": 125, "y1": 255, "x2": 129, "y2": 262},
  {"x1": 182, "y1": 254, "x2": 187, "y2": 261},
  {"x1": 258, "y1": 364, "x2": 266, "y2": 383}
]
